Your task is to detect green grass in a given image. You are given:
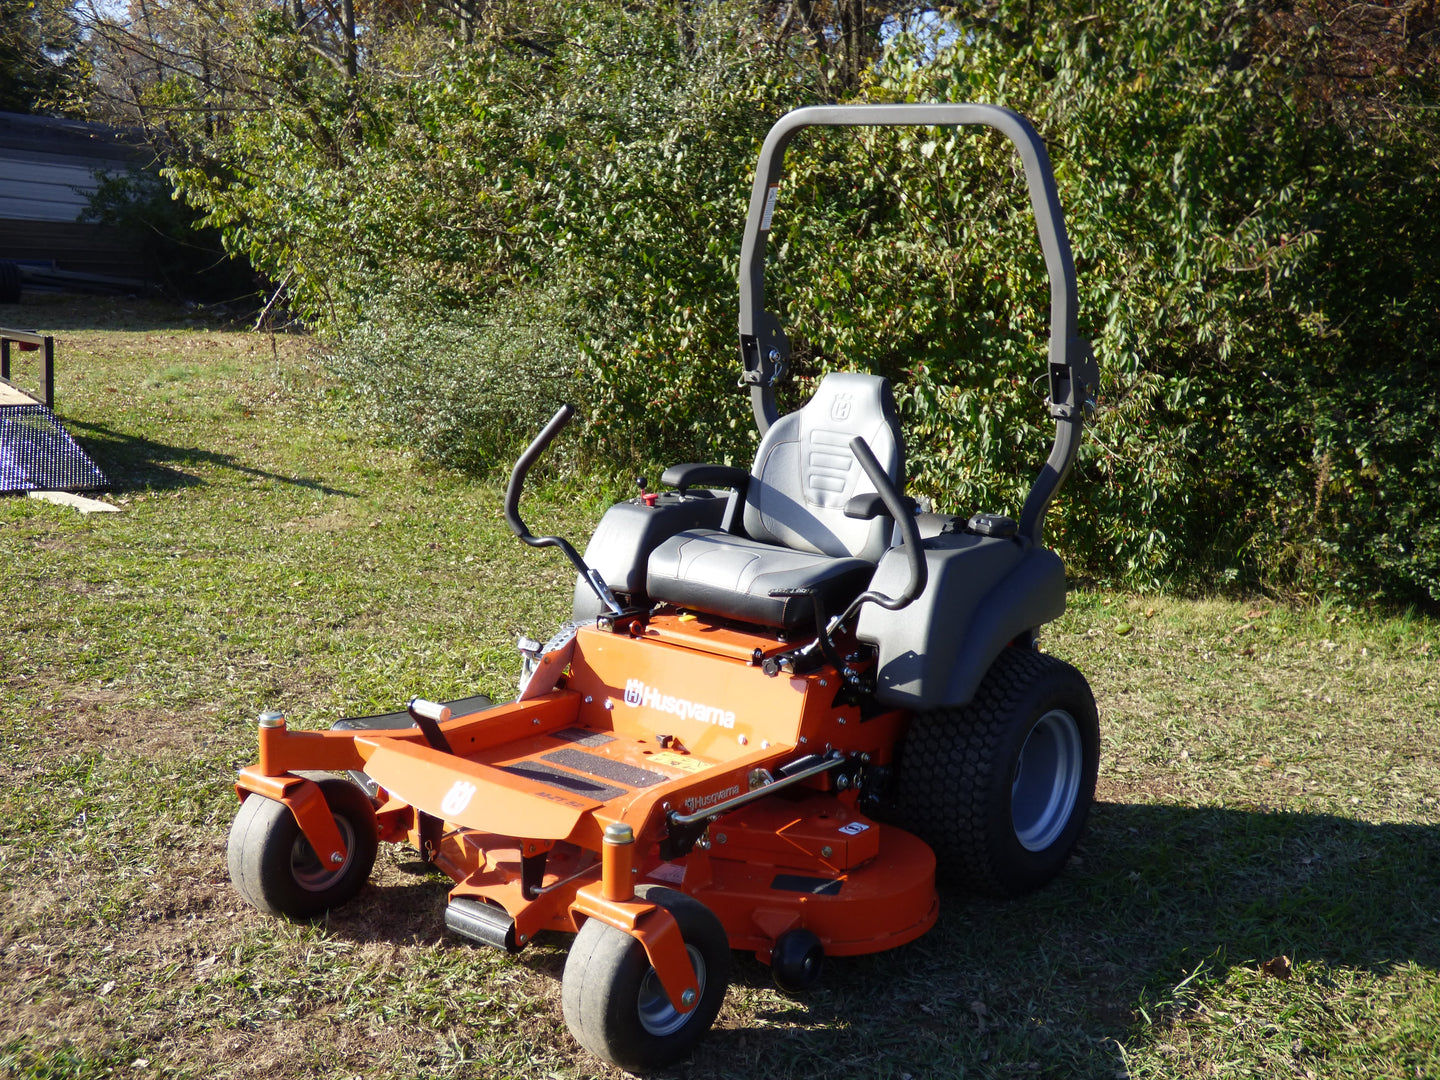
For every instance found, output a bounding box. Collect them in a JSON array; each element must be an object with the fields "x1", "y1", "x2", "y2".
[{"x1": 1, "y1": 294, "x2": 1437, "y2": 1079}]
